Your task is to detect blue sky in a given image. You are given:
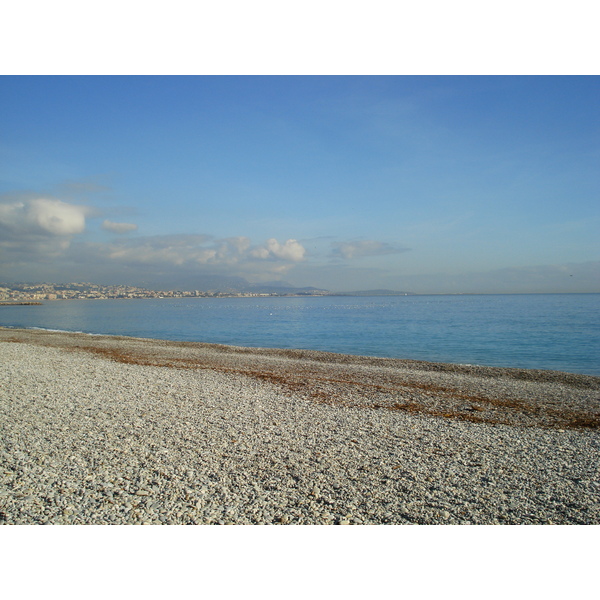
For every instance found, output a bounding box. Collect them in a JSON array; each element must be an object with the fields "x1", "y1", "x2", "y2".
[{"x1": 1, "y1": 76, "x2": 598, "y2": 292}]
